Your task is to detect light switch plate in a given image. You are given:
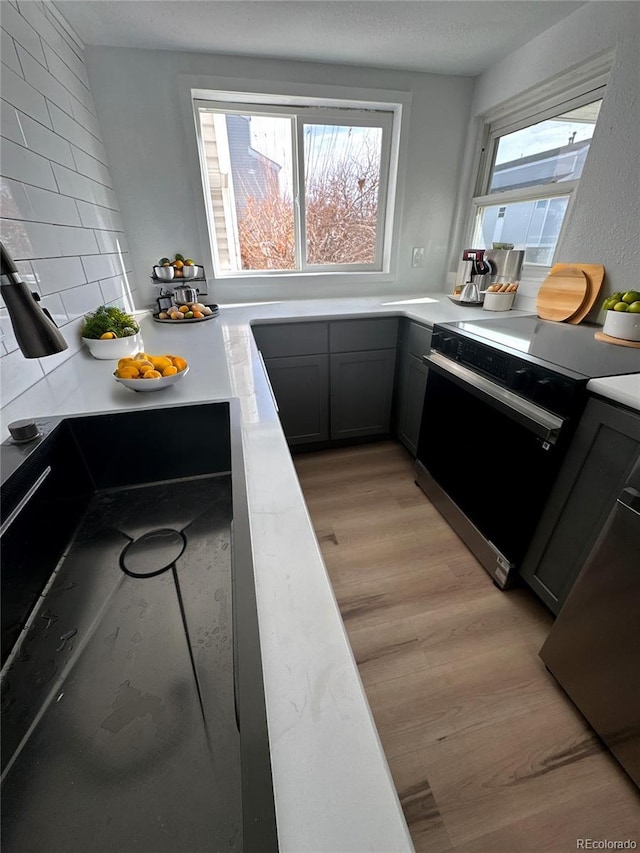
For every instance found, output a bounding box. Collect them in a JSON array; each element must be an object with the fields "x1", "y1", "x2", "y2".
[{"x1": 412, "y1": 247, "x2": 425, "y2": 268}]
